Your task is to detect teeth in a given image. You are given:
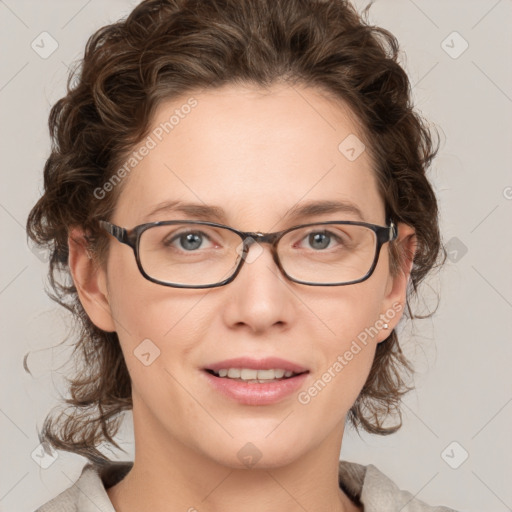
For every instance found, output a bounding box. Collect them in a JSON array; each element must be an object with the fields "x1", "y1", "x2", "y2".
[{"x1": 213, "y1": 368, "x2": 297, "y2": 380}]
